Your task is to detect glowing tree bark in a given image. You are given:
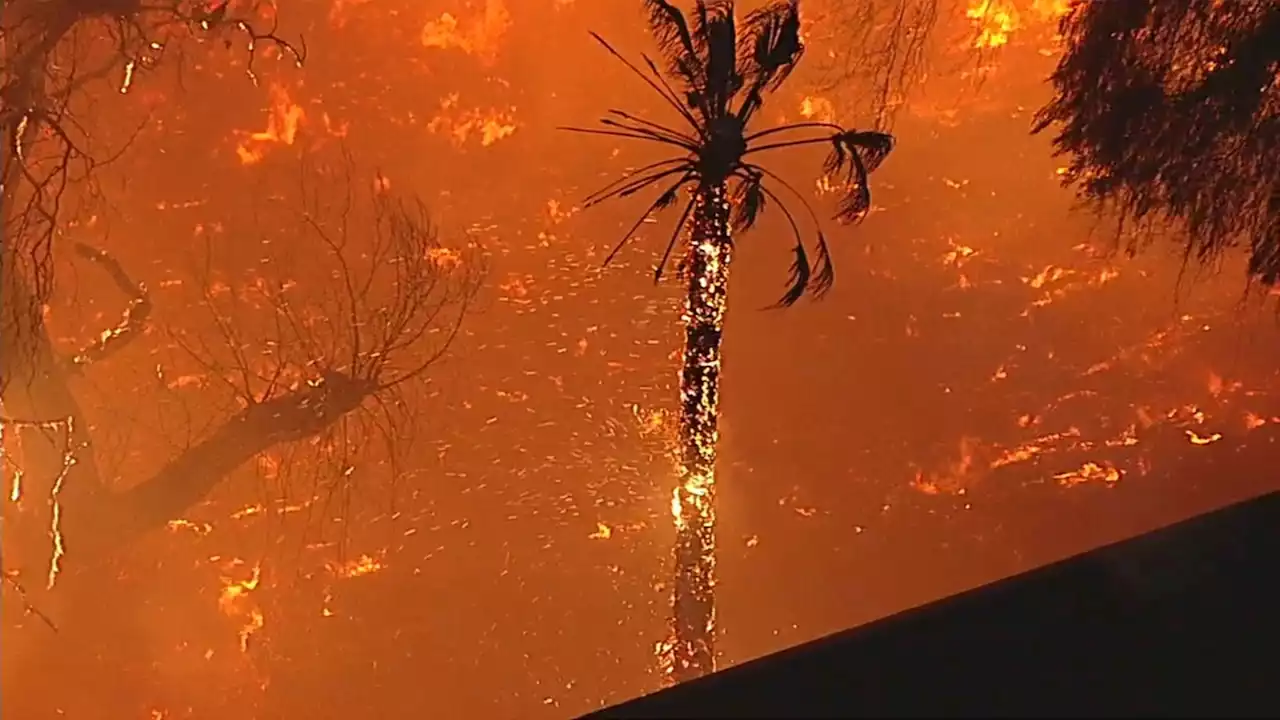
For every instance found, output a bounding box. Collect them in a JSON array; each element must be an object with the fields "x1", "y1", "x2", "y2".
[{"x1": 669, "y1": 183, "x2": 732, "y2": 682}]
